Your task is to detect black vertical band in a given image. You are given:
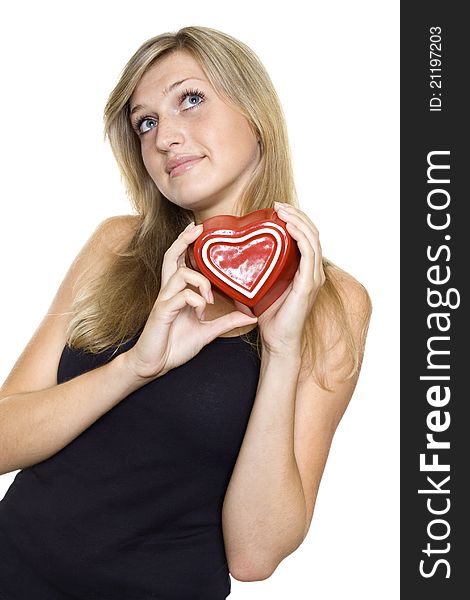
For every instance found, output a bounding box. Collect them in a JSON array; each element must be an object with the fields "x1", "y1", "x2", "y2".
[{"x1": 401, "y1": 2, "x2": 468, "y2": 597}]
